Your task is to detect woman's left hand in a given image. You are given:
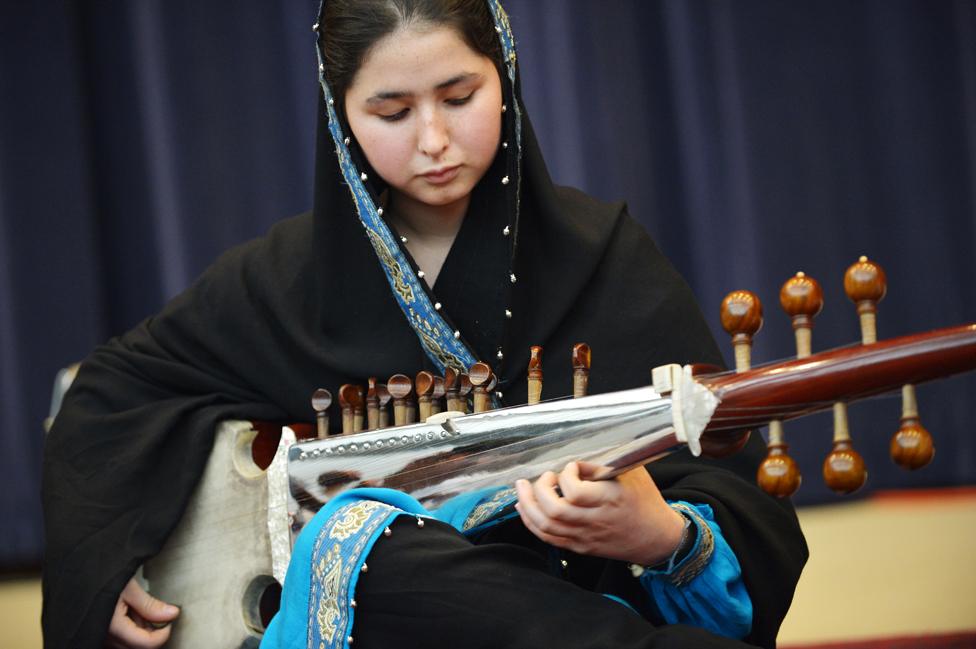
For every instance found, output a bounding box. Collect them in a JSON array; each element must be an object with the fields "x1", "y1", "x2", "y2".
[{"x1": 515, "y1": 461, "x2": 685, "y2": 566}]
